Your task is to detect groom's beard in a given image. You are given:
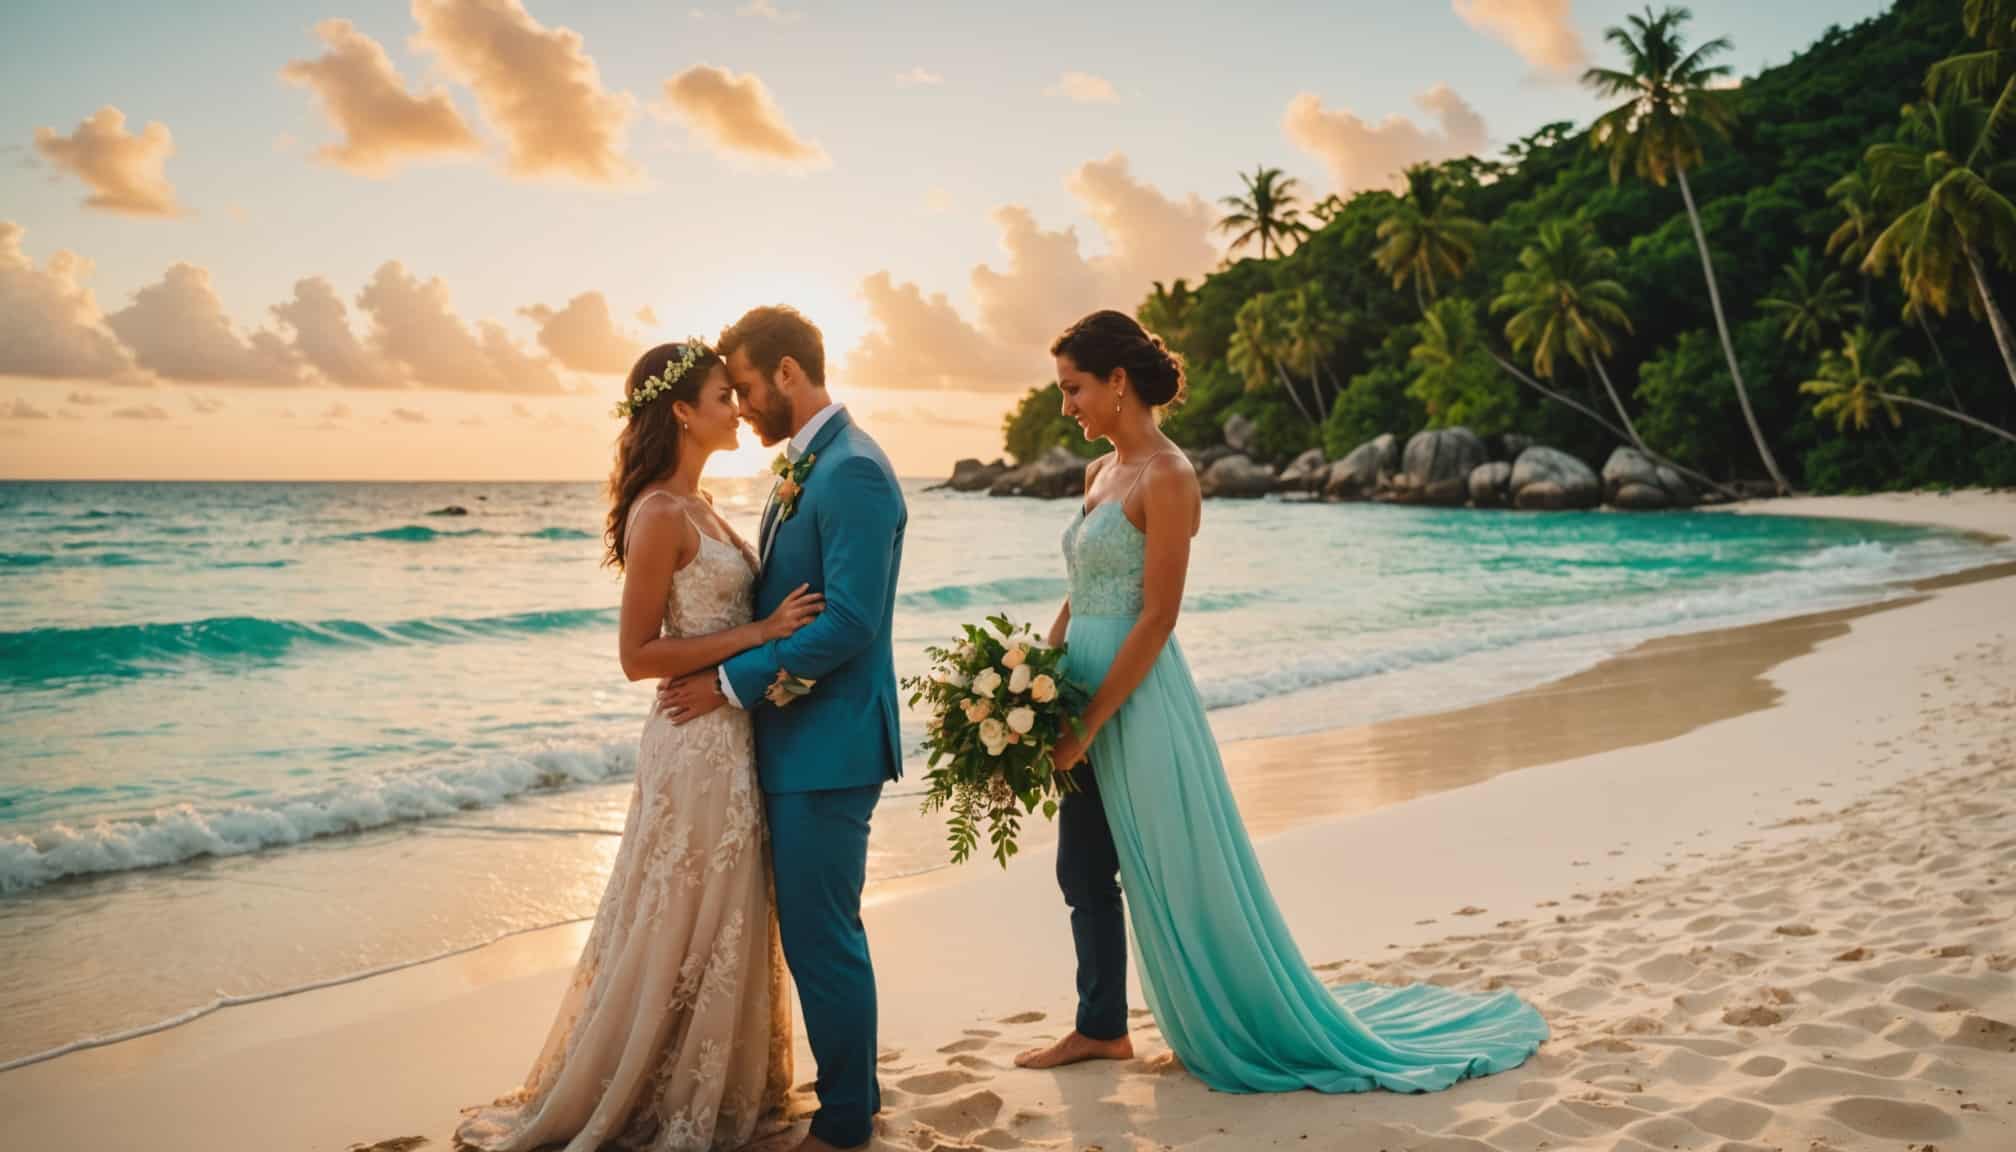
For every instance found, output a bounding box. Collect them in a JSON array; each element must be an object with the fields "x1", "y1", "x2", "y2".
[{"x1": 748, "y1": 399, "x2": 793, "y2": 446}]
